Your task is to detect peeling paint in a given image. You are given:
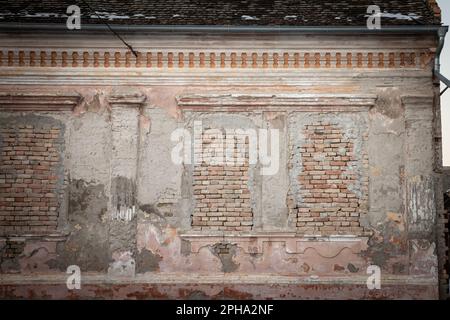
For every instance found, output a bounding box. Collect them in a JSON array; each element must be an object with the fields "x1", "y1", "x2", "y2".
[{"x1": 136, "y1": 248, "x2": 162, "y2": 273}]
